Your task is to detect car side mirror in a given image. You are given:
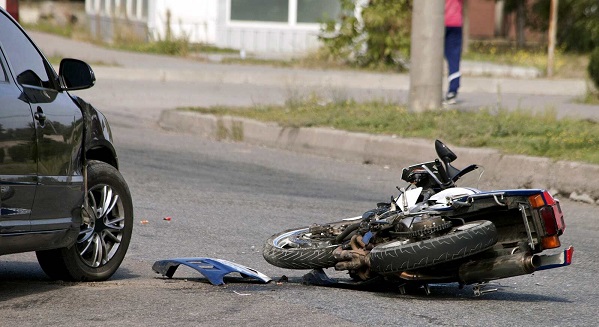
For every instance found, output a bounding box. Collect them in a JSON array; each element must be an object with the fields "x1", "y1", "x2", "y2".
[{"x1": 59, "y1": 58, "x2": 95, "y2": 90}]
